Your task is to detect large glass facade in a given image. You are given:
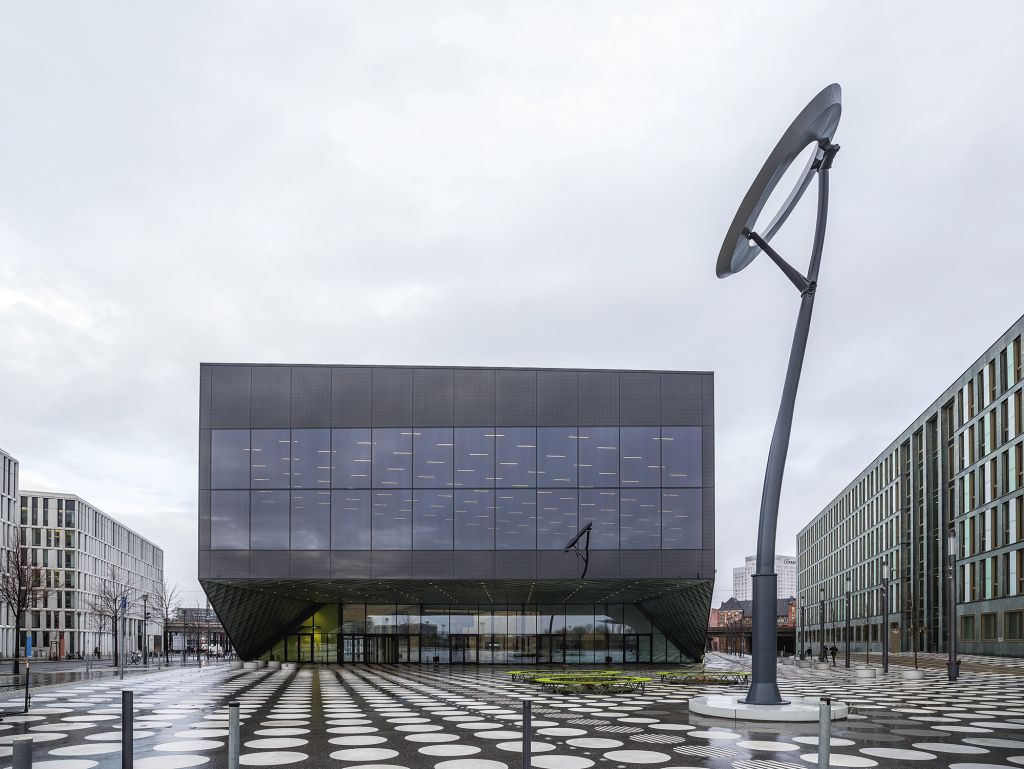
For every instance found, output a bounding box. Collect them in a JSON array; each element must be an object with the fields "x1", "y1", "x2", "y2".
[
  {"x1": 266, "y1": 602, "x2": 685, "y2": 665},
  {"x1": 210, "y1": 426, "x2": 703, "y2": 551}
]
